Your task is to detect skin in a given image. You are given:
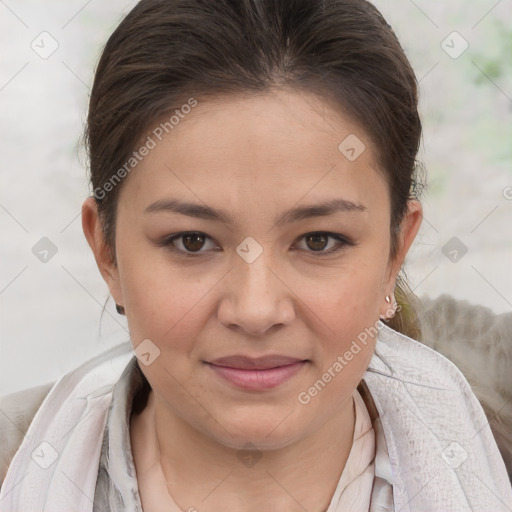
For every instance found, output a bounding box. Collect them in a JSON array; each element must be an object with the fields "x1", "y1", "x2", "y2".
[{"x1": 83, "y1": 88, "x2": 422, "y2": 512}]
